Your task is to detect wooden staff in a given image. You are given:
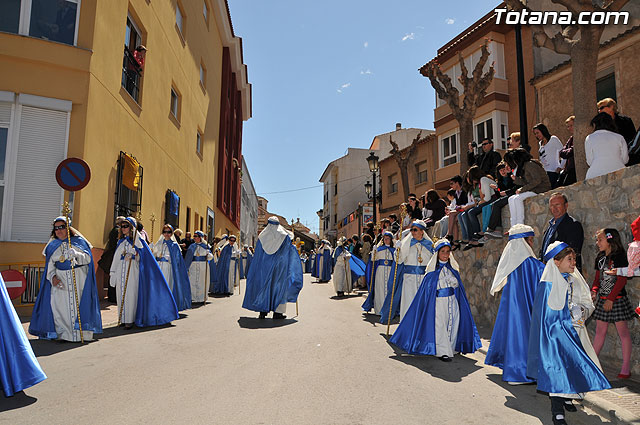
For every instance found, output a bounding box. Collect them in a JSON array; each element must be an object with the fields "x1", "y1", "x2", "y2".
[
  {"x1": 62, "y1": 202, "x2": 84, "y2": 344},
  {"x1": 386, "y1": 204, "x2": 407, "y2": 337}
]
